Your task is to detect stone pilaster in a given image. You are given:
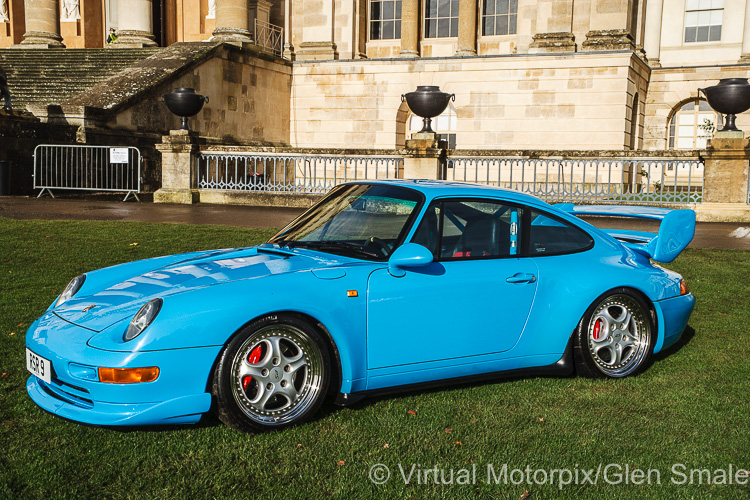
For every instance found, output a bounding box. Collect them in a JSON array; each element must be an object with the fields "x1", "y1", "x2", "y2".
[
  {"x1": 529, "y1": 32, "x2": 576, "y2": 53},
  {"x1": 455, "y1": 0, "x2": 477, "y2": 56},
  {"x1": 702, "y1": 132, "x2": 750, "y2": 204},
  {"x1": 643, "y1": 0, "x2": 663, "y2": 66},
  {"x1": 154, "y1": 130, "x2": 200, "y2": 204},
  {"x1": 15, "y1": 0, "x2": 64, "y2": 48},
  {"x1": 212, "y1": 0, "x2": 253, "y2": 45},
  {"x1": 400, "y1": 0, "x2": 418, "y2": 57},
  {"x1": 402, "y1": 133, "x2": 446, "y2": 179},
  {"x1": 740, "y1": 0, "x2": 750, "y2": 62},
  {"x1": 113, "y1": 0, "x2": 156, "y2": 47}
]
